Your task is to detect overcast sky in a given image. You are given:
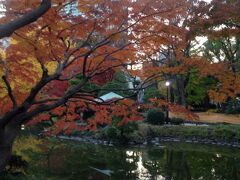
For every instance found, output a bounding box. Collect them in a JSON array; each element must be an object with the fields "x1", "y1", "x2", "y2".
[{"x1": 203, "y1": 0, "x2": 212, "y2": 3}]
